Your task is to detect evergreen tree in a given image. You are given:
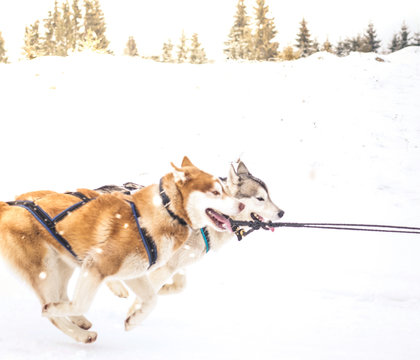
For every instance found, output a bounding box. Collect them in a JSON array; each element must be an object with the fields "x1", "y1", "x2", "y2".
[
  {"x1": 190, "y1": 33, "x2": 207, "y2": 64},
  {"x1": 349, "y1": 35, "x2": 363, "y2": 52},
  {"x1": 253, "y1": 0, "x2": 278, "y2": 60},
  {"x1": 124, "y1": 36, "x2": 139, "y2": 56},
  {"x1": 161, "y1": 40, "x2": 174, "y2": 63},
  {"x1": 0, "y1": 31, "x2": 8, "y2": 63},
  {"x1": 71, "y1": 0, "x2": 82, "y2": 50},
  {"x1": 61, "y1": 1, "x2": 73, "y2": 54},
  {"x1": 334, "y1": 35, "x2": 363, "y2": 56},
  {"x1": 362, "y1": 22, "x2": 381, "y2": 52},
  {"x1": 295, "y1": 18, "x2": 313, "y2": 57},
  {"x1": 413, "y1": 32, "x2": 420, "y2": 46},
  {"x1": 388, "y1": 23, "x2": 410, "y2": 53},
  {"x1": 52, "y1": 0, "x2": 66, "y2": 55},
  {"x1": 83, "y1": 0, "x2": 95, "y2": 37},
  {"x1": 78, "y1": 29, "x2": 104, "y2": 53},
  {"x1": 280, "y1": 45, "x2": 300, "y2": 60},
  {"x1": 321, "y1": 38, "x2": 333, "y2": 53},
  {"x1": 389, "y1": 33, "x2": 400, "y2": 53},
  {"x1": 23, "y1": 21, "x2": 42, "y2": 59},
  {"x1": 224, "y1": 0, "x2": 253, "y2": 60},
  {"x1": 83, "y1": 0, "x2": 111, "y2": 53},
  {"x1": 42, "y1": 10, "x2": 56, "y2": 55},
  {"x1": 177, "y1": 31, "x2": 188, "y2": 63},
  {"x1": 399, "y1": 22, "x2": 410, "y2": 49},
  {"x1": 335, "y1": 40, "x2": 346, "y2": 56},
  {"x1": 312, "y1": 37, "x2": 320, "y2": 53}
]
